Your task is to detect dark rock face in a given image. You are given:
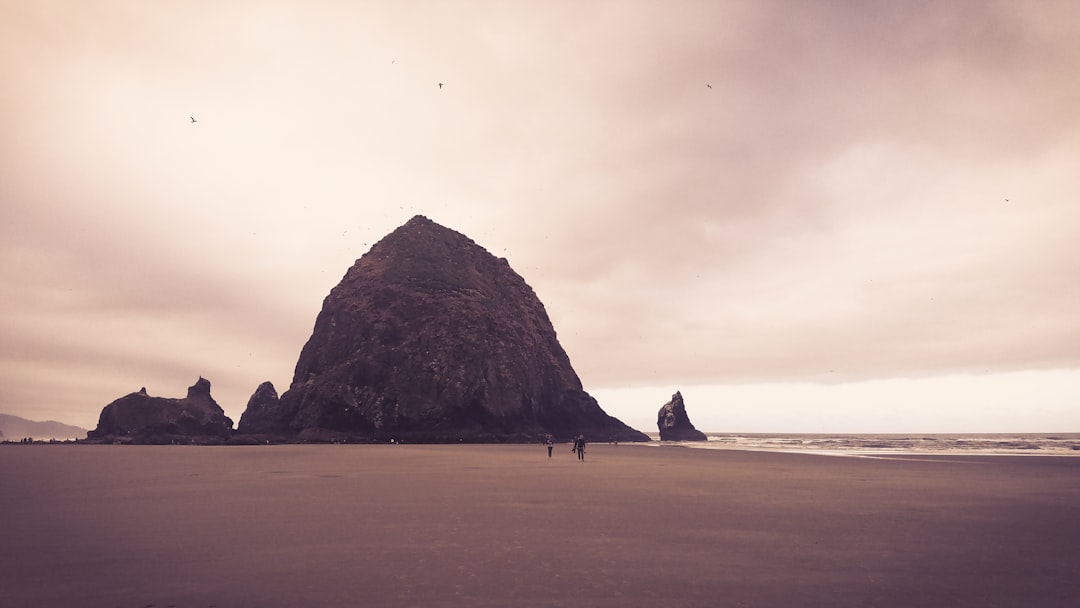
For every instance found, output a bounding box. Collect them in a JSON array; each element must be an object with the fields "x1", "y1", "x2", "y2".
[
  {"x1": 238, "y1": 215, "x2": 648, "y2": 443},
  {"x1": 657, "y1": 391, "x2": 707, "y2": 441},
  {"x1": 87, "y1": 377, "x2": 234, "y2": 444},
  {"x1": 236, "y1": 381, "x2": 285, "y2": 435}
]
